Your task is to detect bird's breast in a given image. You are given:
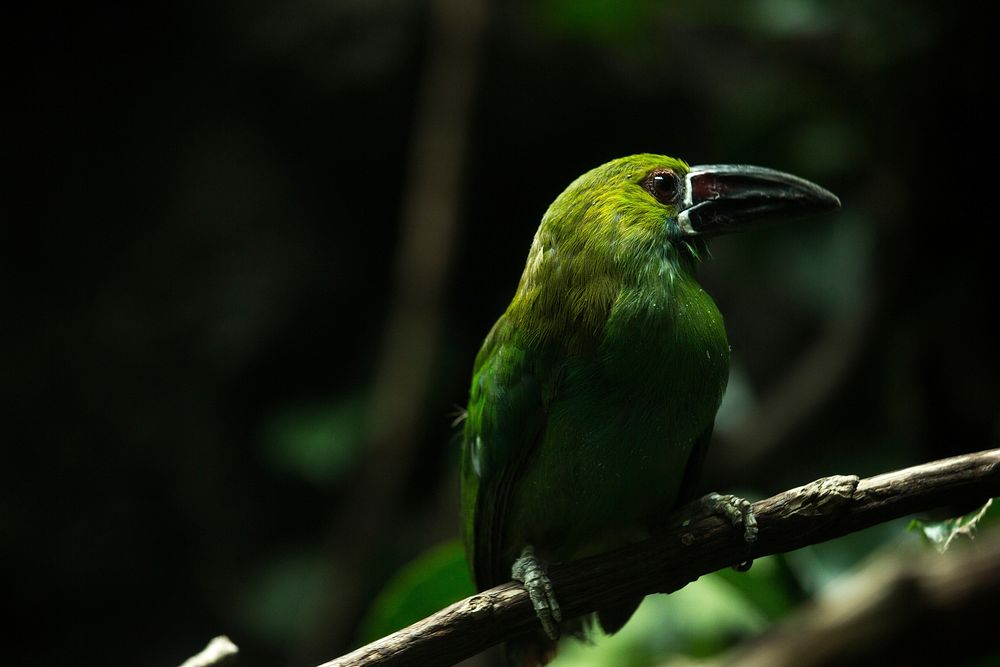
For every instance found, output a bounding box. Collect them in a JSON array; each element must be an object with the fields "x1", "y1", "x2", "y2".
[{"x1": 503, "y1": 275, "x2": 729, "y2": 562}]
